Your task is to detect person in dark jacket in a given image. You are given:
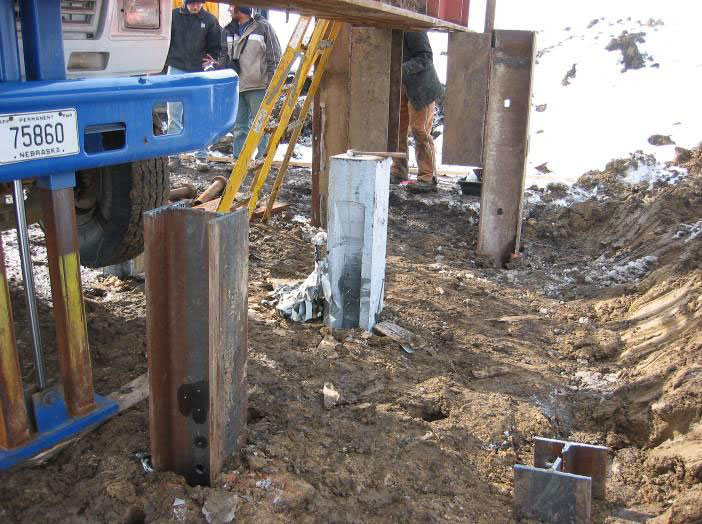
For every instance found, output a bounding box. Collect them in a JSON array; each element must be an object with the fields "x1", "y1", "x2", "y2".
[
  {"x1": 207, "y1": 5, "x2": 281, "y2": 160},
  {"x1": 165, "y1": 0, "x2": 222, "y2": 172},
  {"x1": 391, "y1": 31, "x2": 444, "y2": 192}
]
